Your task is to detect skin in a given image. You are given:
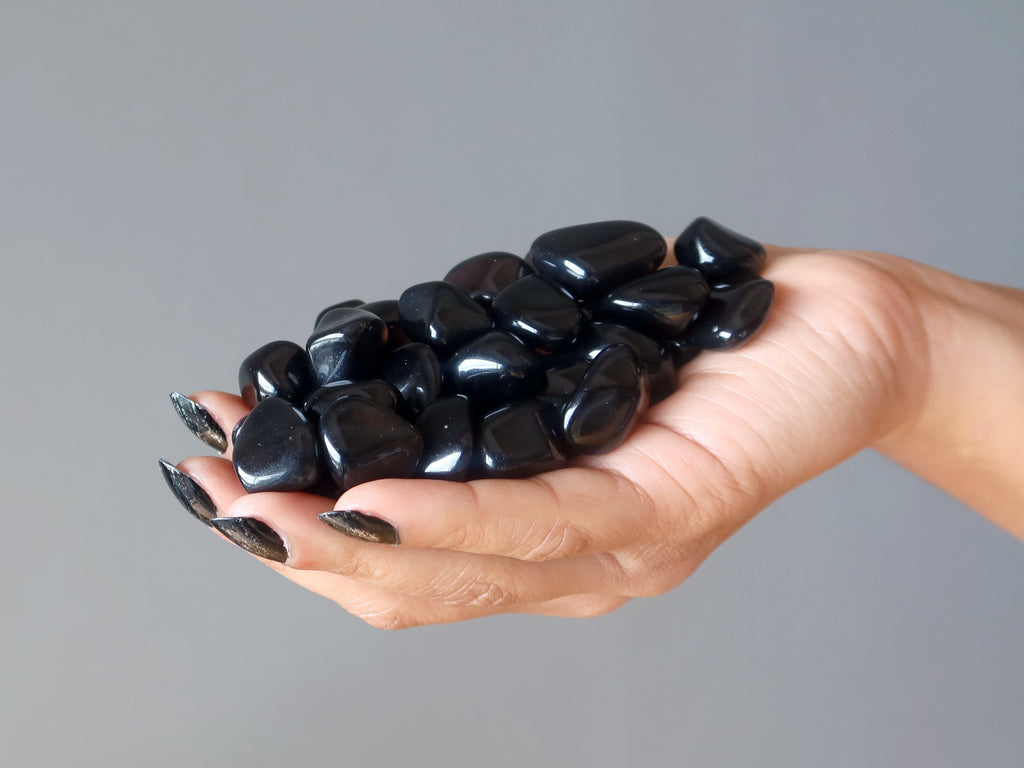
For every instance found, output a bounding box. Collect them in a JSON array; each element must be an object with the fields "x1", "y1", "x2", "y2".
[{"x1": 176, "y1": 240, "x2": 1024, "y2": 629}]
